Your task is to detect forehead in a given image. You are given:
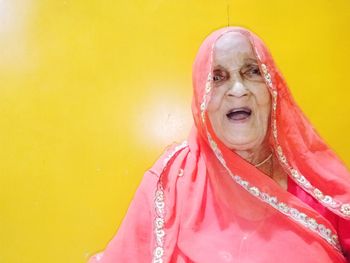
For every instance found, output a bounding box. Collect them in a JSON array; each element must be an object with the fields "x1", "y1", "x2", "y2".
[{"x1": 213, "y1": 32, "x2": 256, "y2": 67}]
